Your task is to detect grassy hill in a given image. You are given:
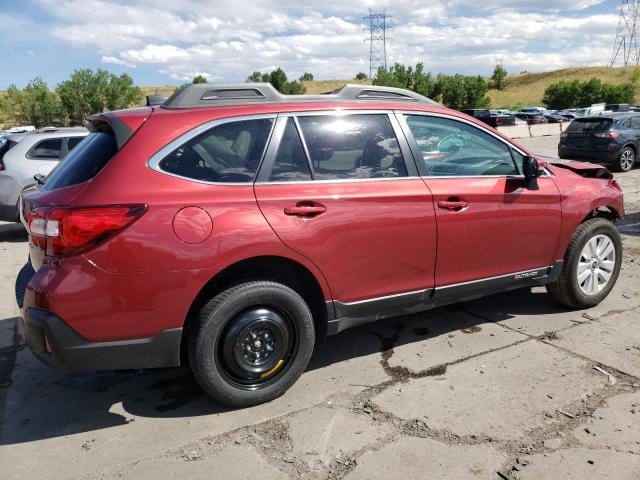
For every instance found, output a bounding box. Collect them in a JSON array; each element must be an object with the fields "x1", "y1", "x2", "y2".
[{"x1": 488, "y1": 65, "x2": 640, "y2": 108}]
